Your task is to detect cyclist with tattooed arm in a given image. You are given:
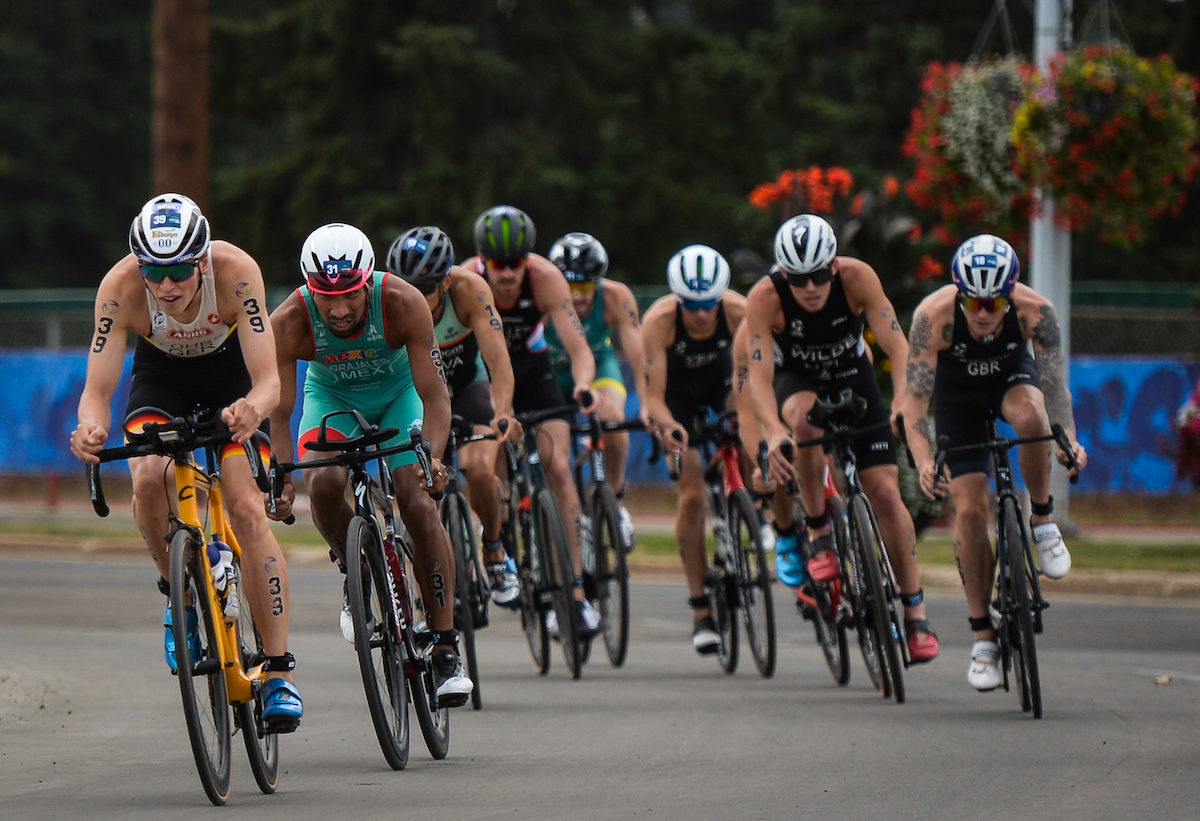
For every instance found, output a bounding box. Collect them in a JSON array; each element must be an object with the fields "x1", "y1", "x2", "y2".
[{"x1": 901, "y1": 234, "x2": 1086, "y2": 692}]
